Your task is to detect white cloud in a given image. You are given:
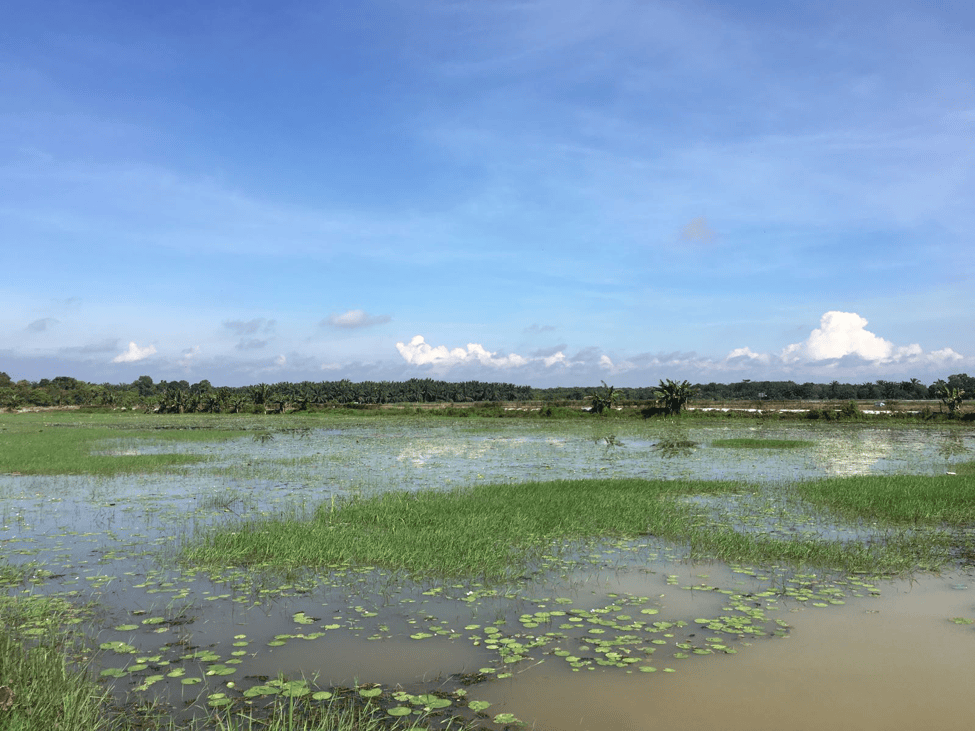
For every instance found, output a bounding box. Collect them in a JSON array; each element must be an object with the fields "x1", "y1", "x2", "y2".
[
  {"x1": 724, "y1": 310, "x2": 966, "y2": 375},
  {"x1": 112, "y1": 341, "x2": 156, "y2": 363},
  {"x1": 325, "y1": 310, "x2": 391, "y2": 329},
  {"x1": 781, "y1": 311, "x2": 895, "y2": 362},
  {"x1": 726, "y1": 346, "x2": 770, "y2": 364},
  {"x1": 543, "y1": 351, "x2": 568, "y2": 367},
  {"x1": 396, "y1": 335, "x2": 528, "y2": 369}
]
